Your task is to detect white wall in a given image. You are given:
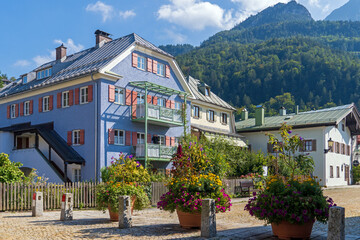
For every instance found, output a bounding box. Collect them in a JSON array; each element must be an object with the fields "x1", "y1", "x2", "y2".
[{"x1": 38, "y1": 137, "x2": 64, "y2": 172}]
